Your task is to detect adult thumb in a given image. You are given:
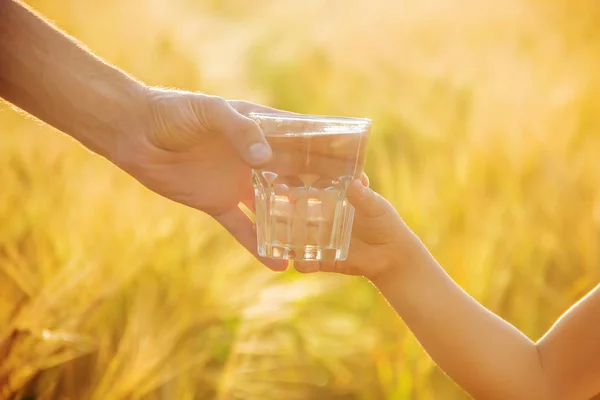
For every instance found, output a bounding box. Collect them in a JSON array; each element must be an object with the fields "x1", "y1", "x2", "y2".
[{"x1": 199, "y1": 95, "x2": 272, "y2": 167}]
